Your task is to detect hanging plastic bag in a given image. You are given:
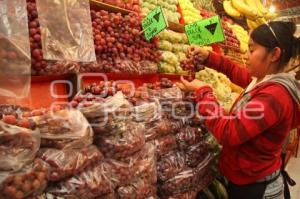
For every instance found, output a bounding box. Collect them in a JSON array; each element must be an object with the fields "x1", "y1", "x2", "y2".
[
  {"x1": 155, "y1": 135, "x2": 177, "y2": 158},
  {"x1": 157, "y1": 150, "x2": 187, "y2": 182},
  {"x1": 117, "y1": 177, "x2": 157, "y2": 199},
  {"x1": 95, "y1": 122, "x2": 145, "y2": 160},
  {"x1": 0, "y1": 158, "x2": 49, "y2": 199},
  {"x1": 176, "y1": 126, "x2": 205, "y2": 150},
  {"x1": 32, "y1": 109, "x2": 93, "y2": 149},
  {"x1": 0, "y1": 0, "x2": 31, "y2": 98},
  {"x1": 35, "y1": 0, "x2": 96, "y2": 62},
  {"x1": 0, "y1": 121, "x2": 40, "y2": 171},
  {"x1": 38, "y1": 145, "x2": 103, "y2": 181},
  {"x1": 185, "y1": 142, "x2": 210, "y2": 167},
  {"x1": 48, "y1": 164, "x2": 114, "y2": 199}
]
